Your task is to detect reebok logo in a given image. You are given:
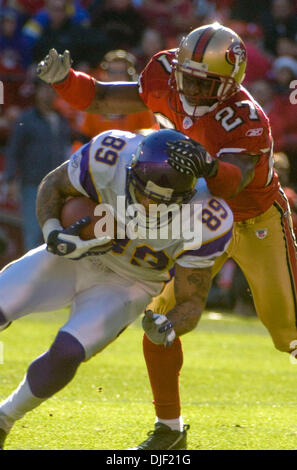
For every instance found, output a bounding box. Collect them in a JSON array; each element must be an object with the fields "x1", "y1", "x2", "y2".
[{"x1": 246, "y1": 128, "x2": 263, "y2": 137}]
